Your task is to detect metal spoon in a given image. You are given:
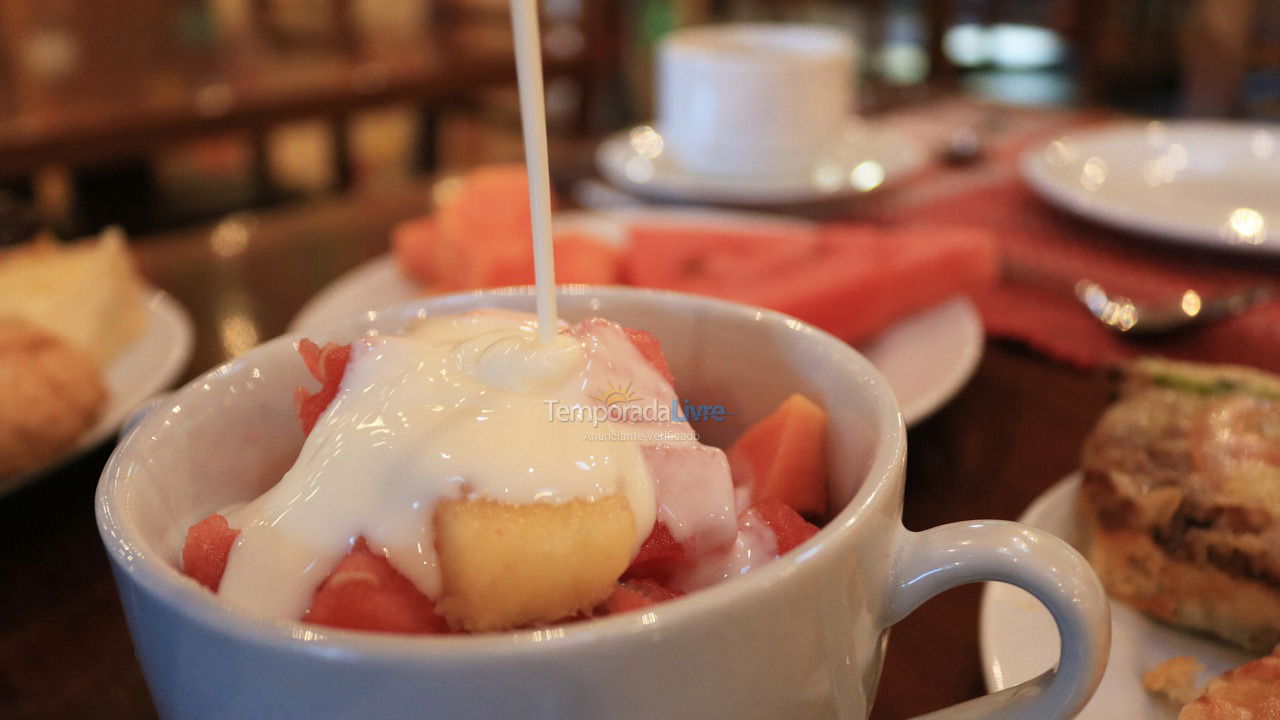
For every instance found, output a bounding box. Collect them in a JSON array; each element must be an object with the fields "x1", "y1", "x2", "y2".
[{"x1": 1075, "y1": 280, "x2": 1273, "y2": 335}]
